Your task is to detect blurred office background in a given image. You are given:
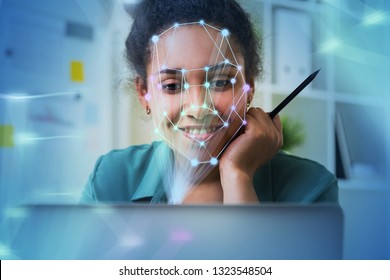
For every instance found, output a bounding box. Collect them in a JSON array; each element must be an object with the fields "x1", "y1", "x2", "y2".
[{"x1": 0, "y1": 0, "x2": 389, "y2": 259}]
